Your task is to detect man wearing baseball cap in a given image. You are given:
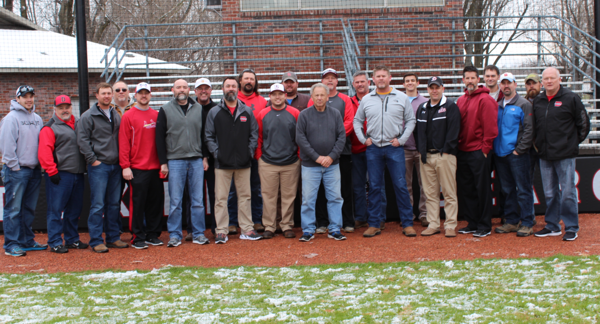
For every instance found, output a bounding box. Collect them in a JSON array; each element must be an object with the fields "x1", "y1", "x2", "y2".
[
  {"x1": 308, "y1": 68, "x2": 356, "y2": 234},
  {"x1": 0, "y1": 85, "x2": 45, "y2": 257},
  {"x1": 269, "y1": 71, "x2": 311, "y2": 110},
  {"x1": 524, "y1": 73, "x2": 541, "y2": 104},
  {"x1": 38, "y1": 95, "x2": 88, "y2": 253},
  {"x1": 414, "y1": 77, "x2": 460, "y2": 237},
  {"x1": 256, "y1": 84, "x2": 301, "y2": 239},
  {"x1": 492, "y1": 73, "x2": 536, "y2": 237},
  {"x1": 119, "y1": 83, "x2": 164, "y2": 249}
]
